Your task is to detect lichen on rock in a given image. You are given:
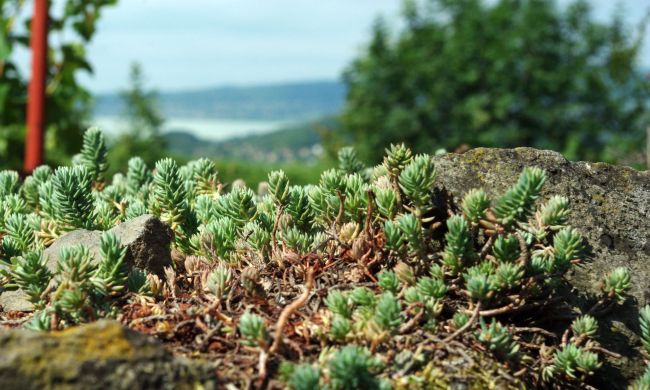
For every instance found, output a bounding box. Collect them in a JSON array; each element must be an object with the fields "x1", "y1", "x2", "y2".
[
  {"x1": 0, "y1": 320, "x2": 215, "y2": 389},
  {"x1": 433, "y1": 147, "x2": 650, "y2": 385}
]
